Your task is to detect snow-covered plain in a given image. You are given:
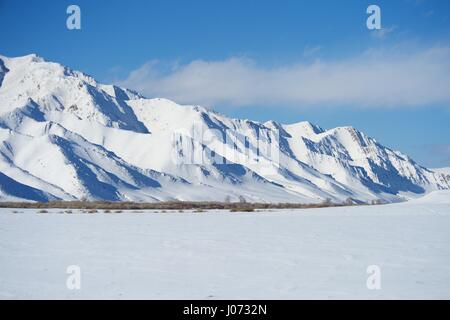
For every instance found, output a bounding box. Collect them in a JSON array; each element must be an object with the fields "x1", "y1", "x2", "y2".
[{"x1": 1, "y1": 190, "x2": 449, "y2": 300}]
